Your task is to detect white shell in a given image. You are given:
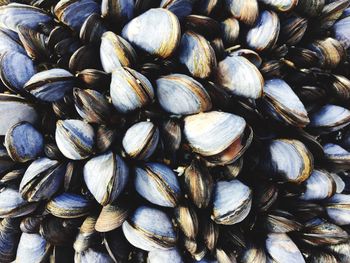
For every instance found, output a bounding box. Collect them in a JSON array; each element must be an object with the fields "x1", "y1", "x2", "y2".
[
  {"x1": 334, "y1": 16, "x2": 350, "y2": 49},
  {"x1": 300, "y1": 170, "x2": 335, "y2": 200},
  {"x1": 16, "y1": 233, "x2": 48, "y2": 263},
  {"x1": 325, "y1": 194, "x2": 350, "y2": 225},
  {"x1": 184, "y1": 111, "x2": 246, "y2": 156},
  {"x1": 148, "y1": 249, "x2": 184, "y2": 263}
]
